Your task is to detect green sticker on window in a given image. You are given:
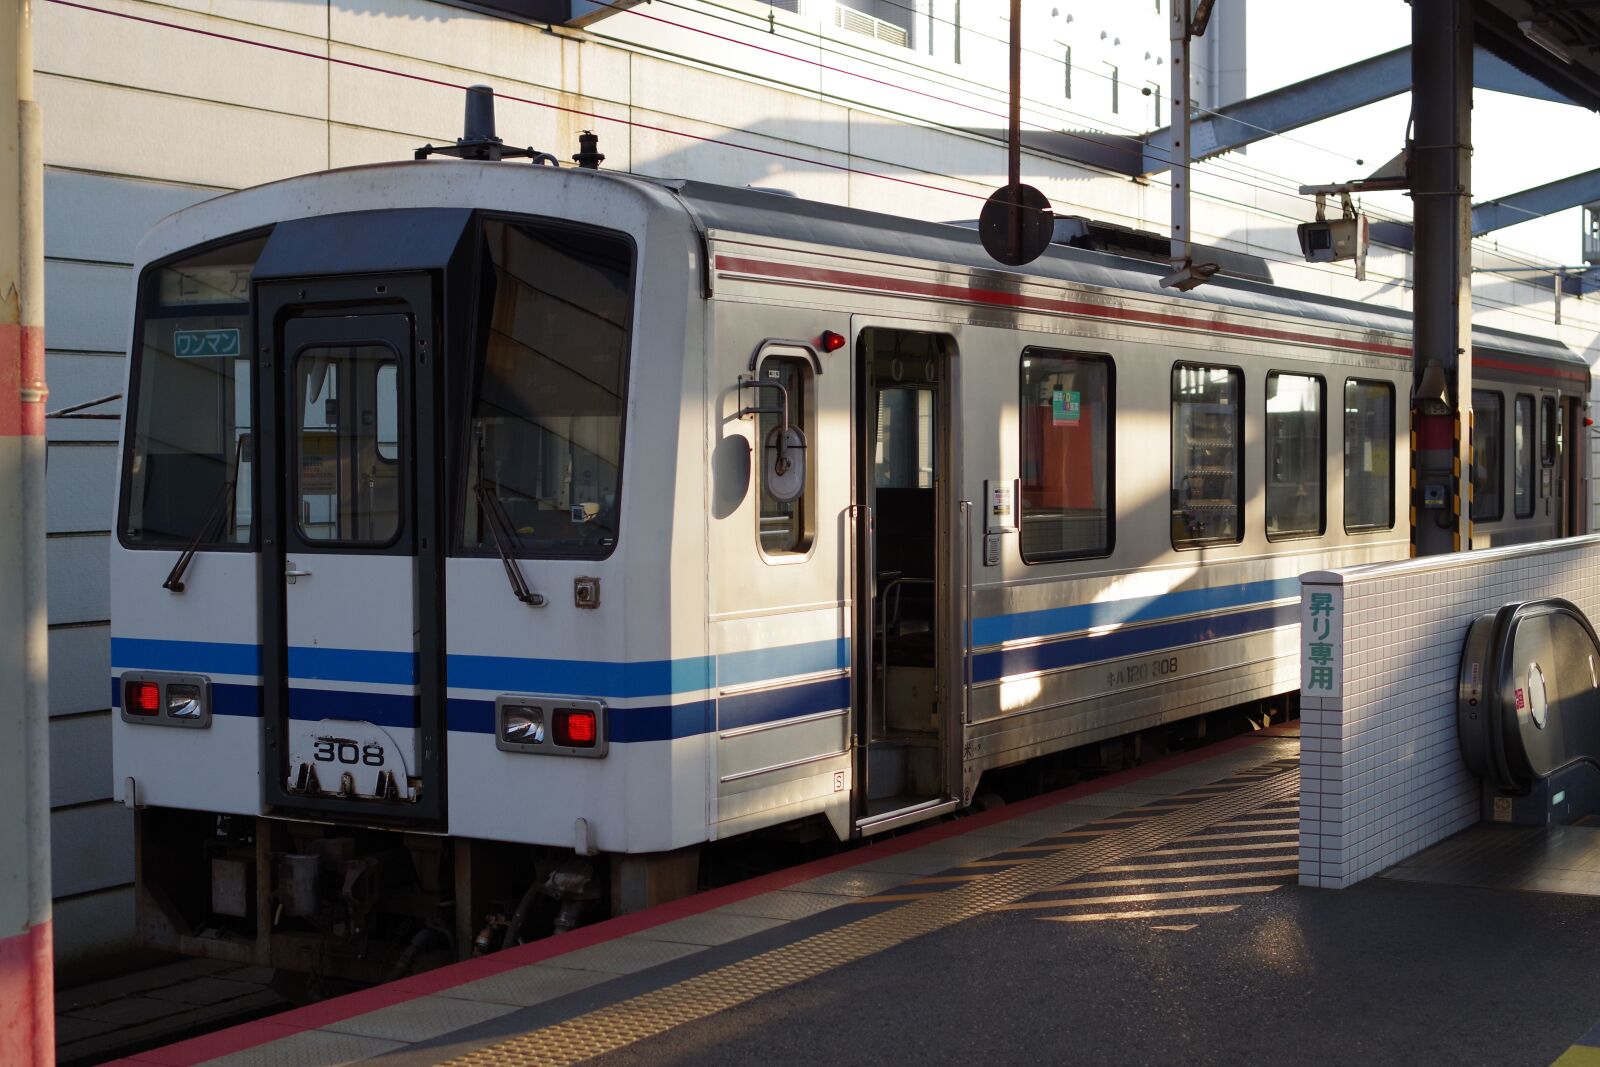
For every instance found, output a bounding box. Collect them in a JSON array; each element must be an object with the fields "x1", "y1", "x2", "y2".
[{"x1": 1052, "y1": 389, "x2": 1080, "y2": 425}]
